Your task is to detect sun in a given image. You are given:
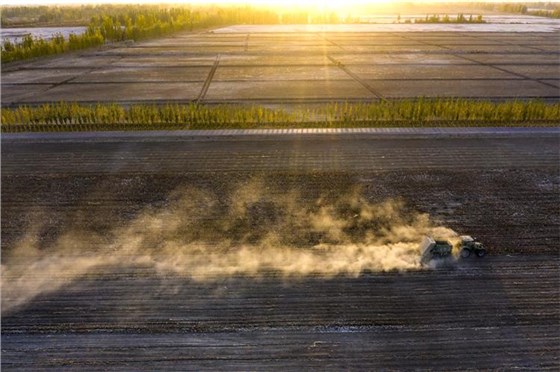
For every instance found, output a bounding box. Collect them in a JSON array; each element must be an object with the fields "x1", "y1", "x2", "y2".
[
  {"x1": 8, "y1": 0, "x2": 392, "y2": 8},
  {"x1": 247, "y1": 0, "x2": 386, "y2": 9},
  {"x1": 5, "y1": 0, "x2": 393, "y2": 10},
  {"x1": 185, "y1": 0, "x2": 391, "y2": 11},
  {"x1": 196, "y1": 0, "x2": 396, "y2": 16}
]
